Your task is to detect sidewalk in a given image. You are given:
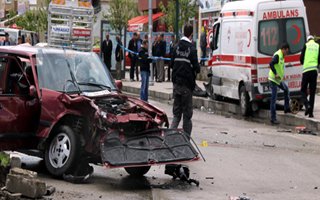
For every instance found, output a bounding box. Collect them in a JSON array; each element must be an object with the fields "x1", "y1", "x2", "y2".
[{"x1": 120, "y1": 72, "x2": 320, "y2": 133}]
